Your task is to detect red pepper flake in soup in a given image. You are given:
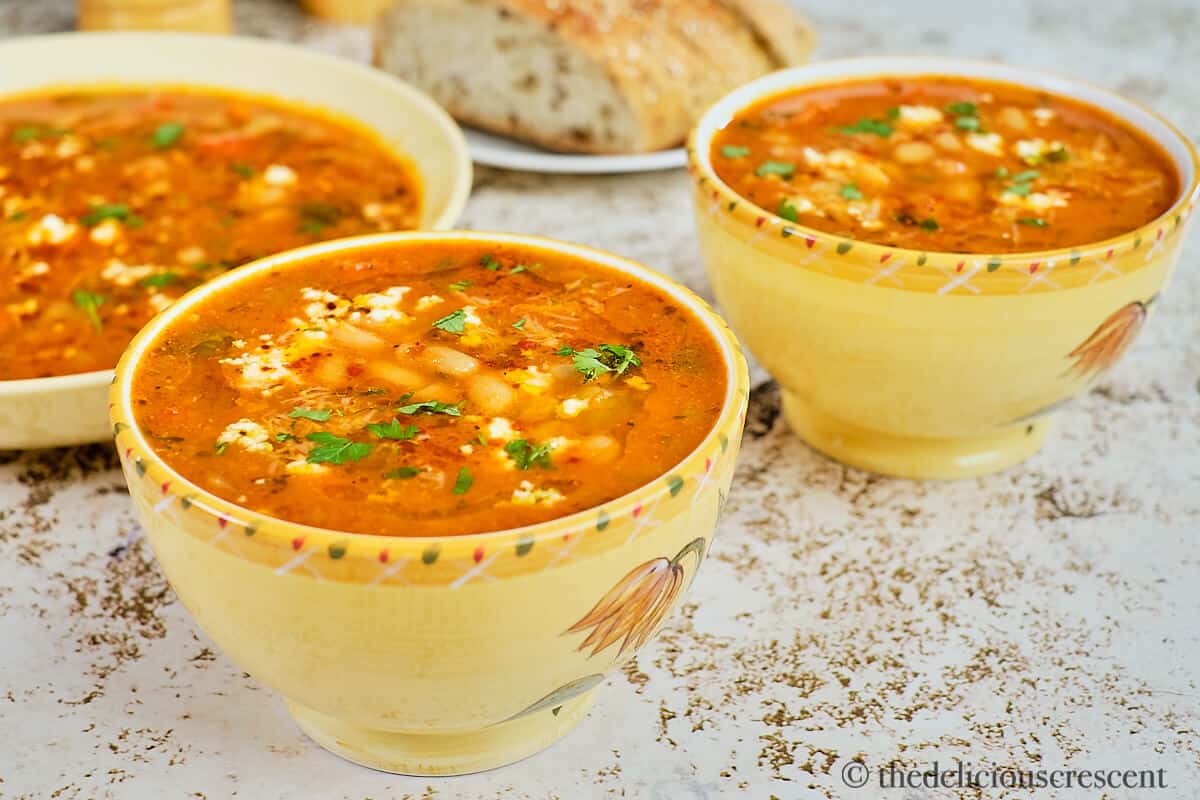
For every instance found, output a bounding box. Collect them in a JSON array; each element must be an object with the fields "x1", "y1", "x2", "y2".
[{"x1": 130, "y1": 242, "x2": 727, "y2": 537}]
